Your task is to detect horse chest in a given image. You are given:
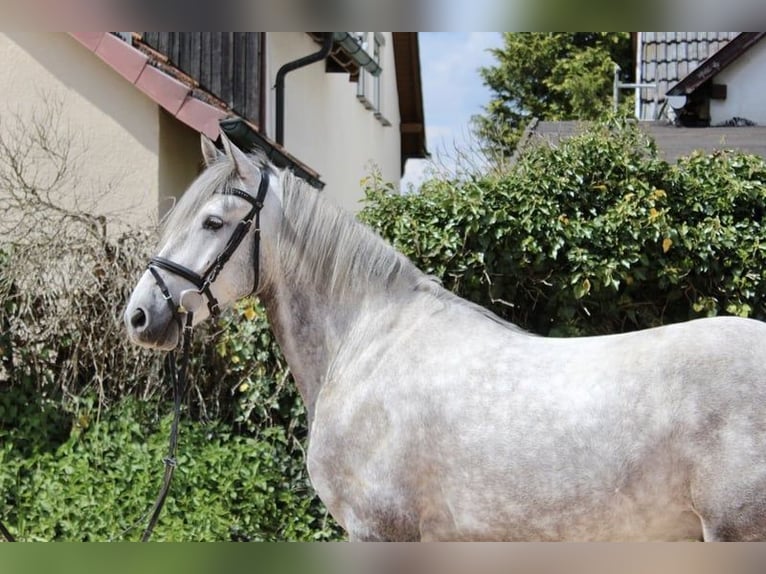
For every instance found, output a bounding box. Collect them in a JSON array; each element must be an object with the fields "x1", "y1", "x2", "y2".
[{"x1": 306, "y1": 411, "x2": 422, "y2": 539}]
